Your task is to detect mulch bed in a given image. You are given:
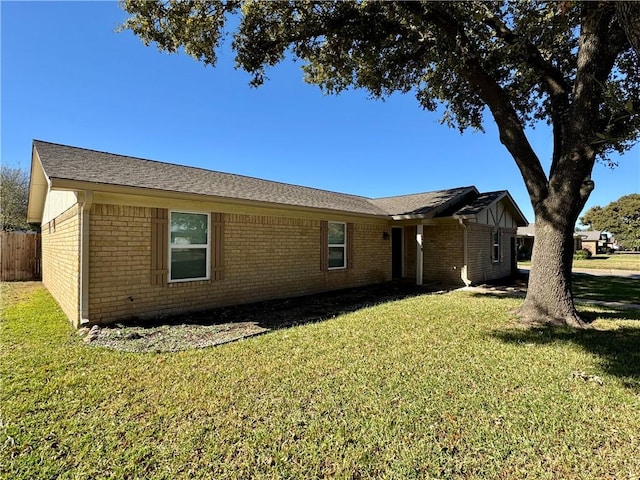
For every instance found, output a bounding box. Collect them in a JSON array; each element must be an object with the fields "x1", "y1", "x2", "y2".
[
  {"x1": 84, "y1": 281, "x2": 448, "y2": 353},
  {"x1": 84, "y1": 274, "x2": 530, "y2": 353}
]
